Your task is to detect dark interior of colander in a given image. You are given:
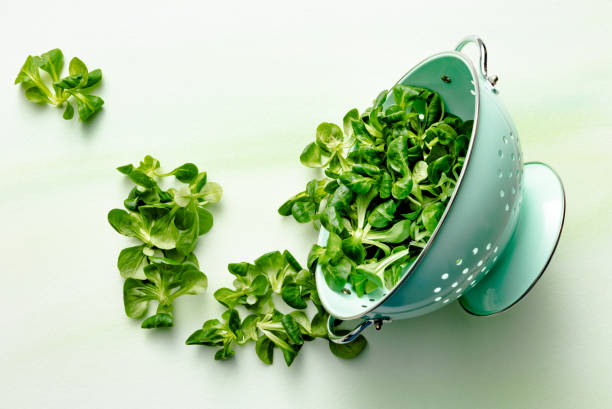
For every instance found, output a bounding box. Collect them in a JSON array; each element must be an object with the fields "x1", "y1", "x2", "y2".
[{"x1": 318, "y1": 52, "x2": 477, "y2": 320}]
